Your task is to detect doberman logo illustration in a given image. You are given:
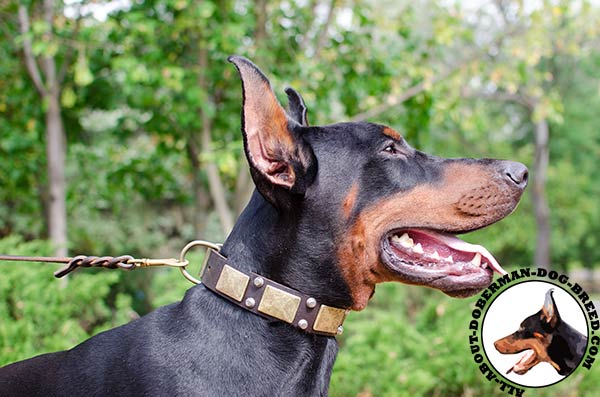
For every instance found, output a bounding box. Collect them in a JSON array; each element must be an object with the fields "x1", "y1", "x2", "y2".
[{"x1": 494, "y1": 289, "x2": 587, "y2": 376}]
